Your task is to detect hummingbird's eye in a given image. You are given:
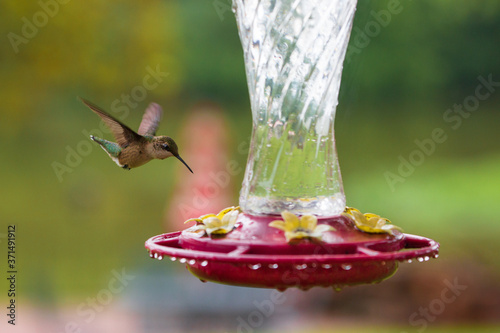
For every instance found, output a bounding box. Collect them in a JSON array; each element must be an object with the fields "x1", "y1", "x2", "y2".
[{"x1": 162, "y1": 143, "x2": 170, "y2": 151}]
